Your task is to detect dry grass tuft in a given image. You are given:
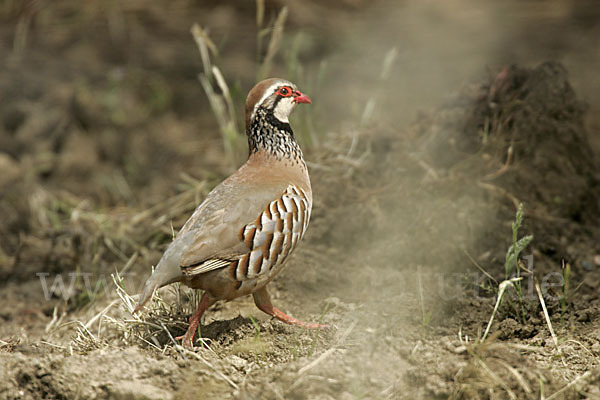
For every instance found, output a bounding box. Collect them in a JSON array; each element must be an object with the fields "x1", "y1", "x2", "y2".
[
  {"x1": 104, "y1": 271, "x2": 207, "y2": 350},
  {"x1": 0, "y1": 337, "x2": 20, "y2": 353}
]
